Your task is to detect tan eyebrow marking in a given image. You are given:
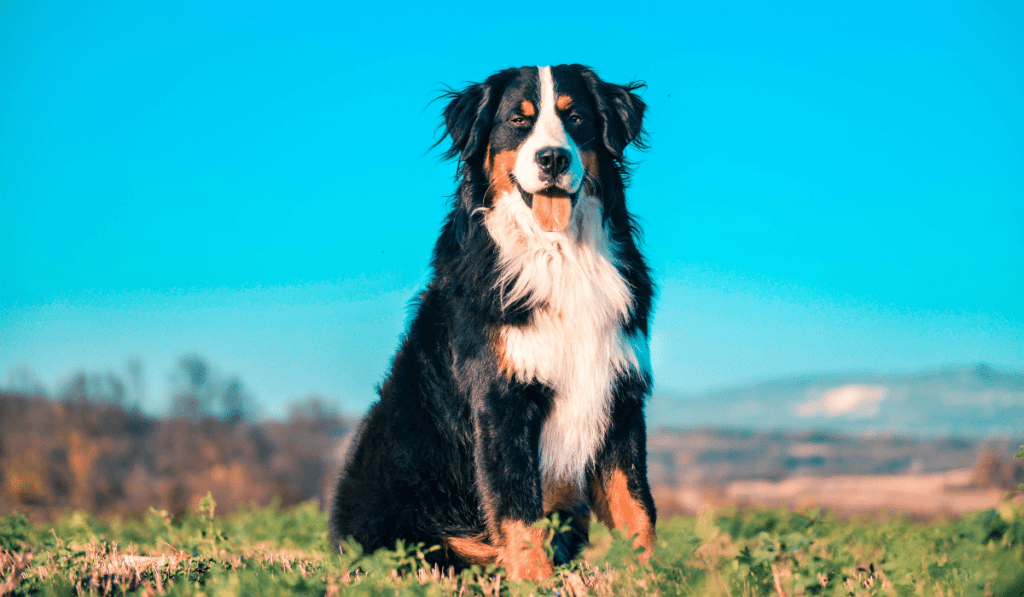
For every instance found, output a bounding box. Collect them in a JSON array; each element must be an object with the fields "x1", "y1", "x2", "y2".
[
  {"x1": 556, "y1": 94, "x2": 573, "y2": 111},
  {"x1": 520, "y1": 100, "x2": 536, "y2": 116}
]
